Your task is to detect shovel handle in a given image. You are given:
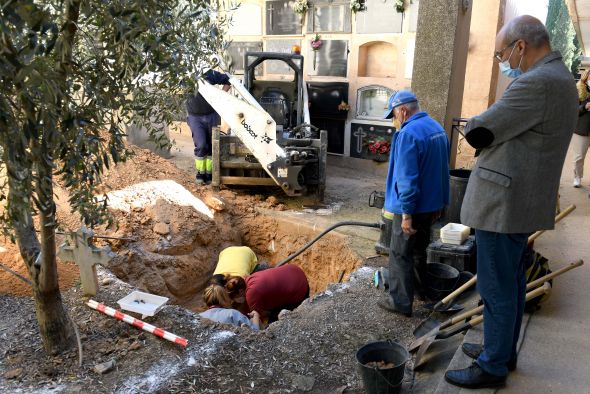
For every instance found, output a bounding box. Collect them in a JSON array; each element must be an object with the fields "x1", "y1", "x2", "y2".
[
  {"x1": 438, "y1": 283, "x2": 551, "y2": 339},
  {"x1": 526, "y1": 259, "x2": 583, "y2": 290},
  {"x1": 441, "y1": 264, "x2": 575, "y2": 331},
  {"x1": 435, "y1": 274, "x2": 477, "y2": 309},
  {"x1": 528, "y1": 204, "x2": 576, "y2": 243}
]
